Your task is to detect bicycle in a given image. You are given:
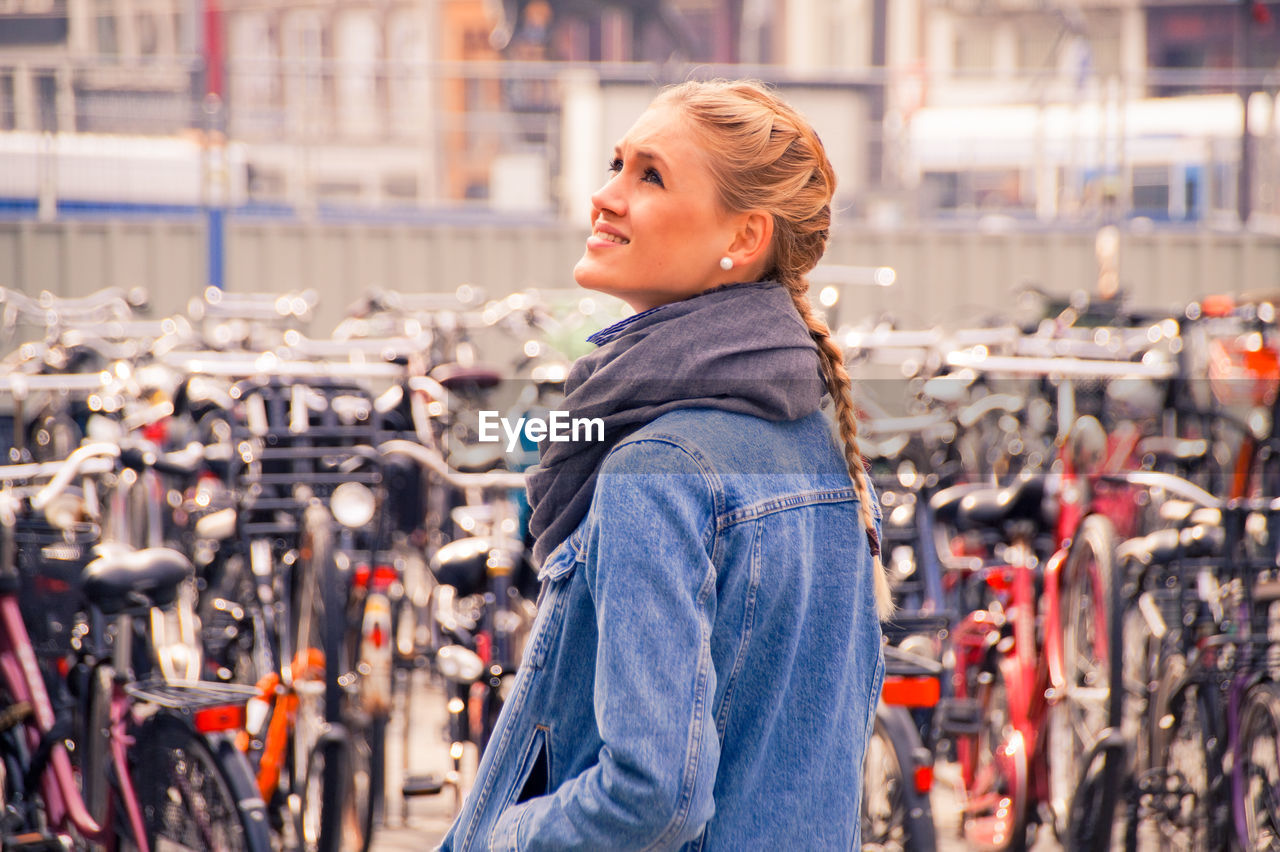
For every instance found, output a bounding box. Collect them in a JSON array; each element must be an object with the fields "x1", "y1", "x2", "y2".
[
  {"x1": 0, "y1": 443, "x2": 268, "y2": 852},
  {"x1": 377, "y1": 437, "x2": 531, "y2": 815},
  {"x1": 1098, "y1": 470, "x2": 1280, "y2": 852}
]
